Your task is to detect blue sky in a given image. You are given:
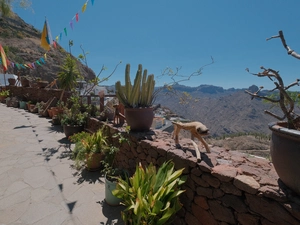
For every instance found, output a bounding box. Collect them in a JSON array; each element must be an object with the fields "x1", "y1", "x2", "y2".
[{"x1": 13, "y1": 0, "x2": 300, "y2": 90}]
